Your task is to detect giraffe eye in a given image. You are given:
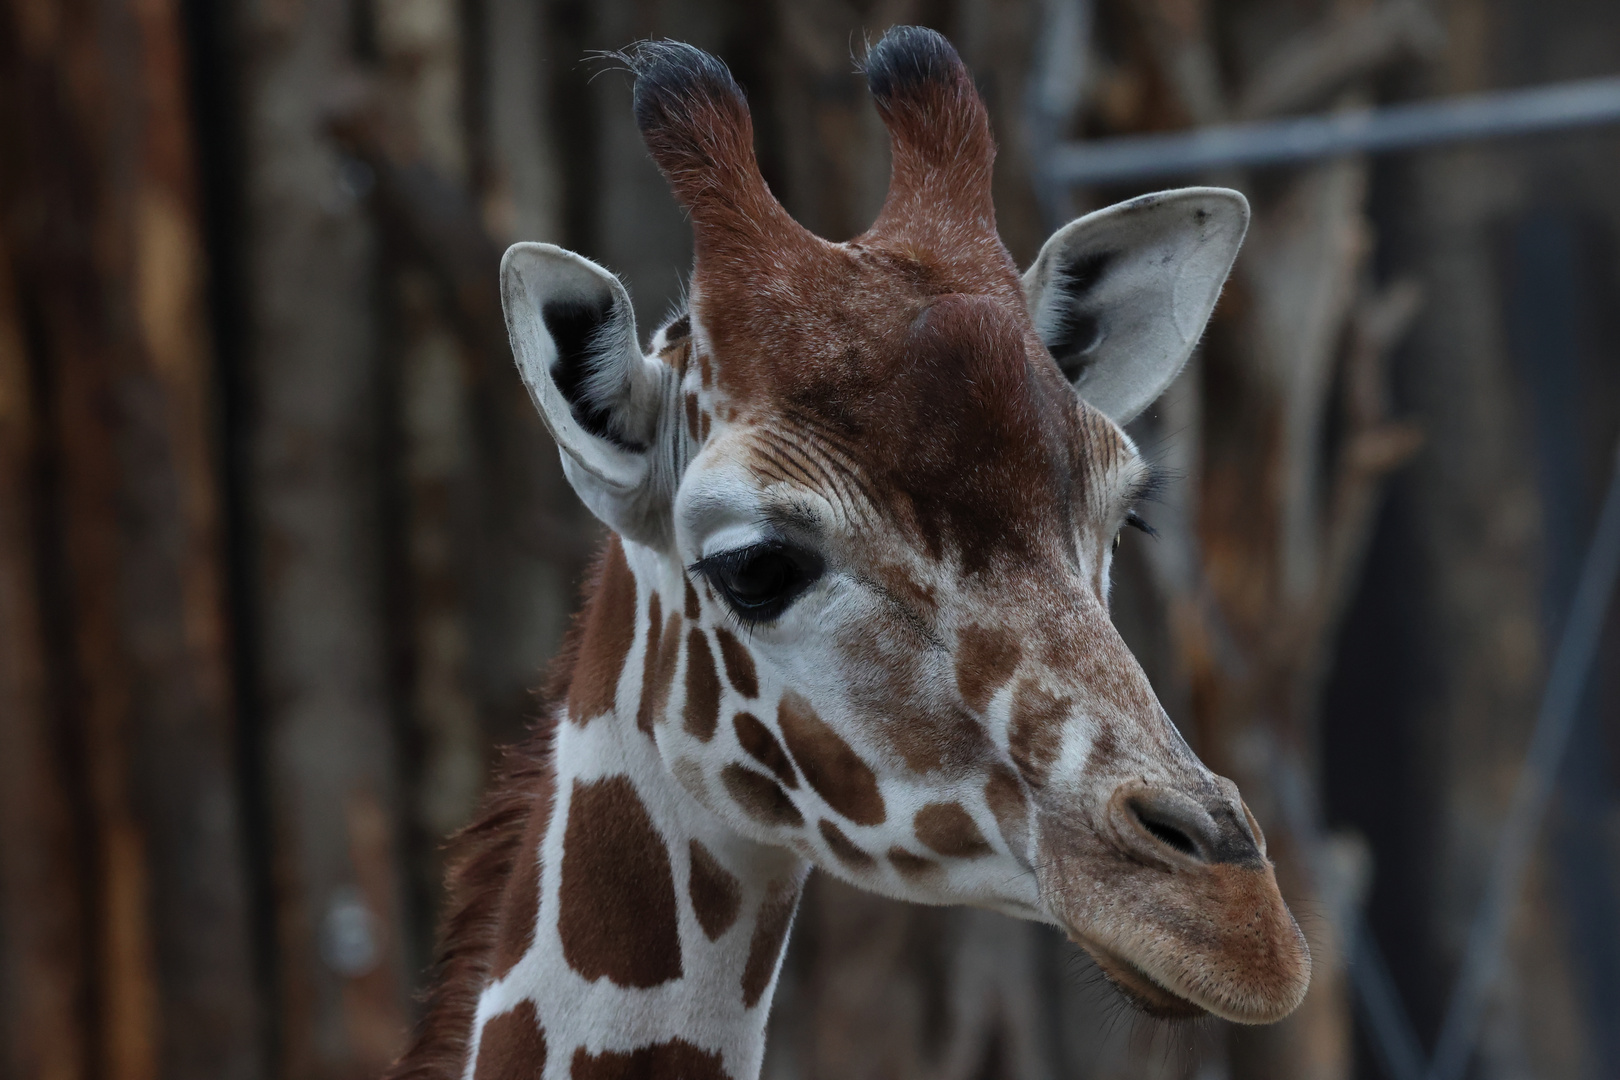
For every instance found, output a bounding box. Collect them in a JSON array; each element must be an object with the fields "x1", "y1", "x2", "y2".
[
  {"x1": 692, "y1": 540, "x2": 824, "y2": 626},
  {"x1": 1114, "y1": 510, "x2": 1156, "y2": 552}
]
